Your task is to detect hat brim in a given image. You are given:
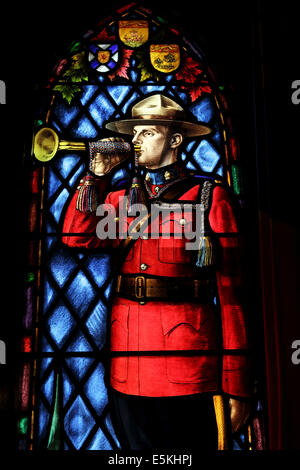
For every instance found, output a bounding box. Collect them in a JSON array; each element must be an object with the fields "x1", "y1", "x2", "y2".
[{"x1": 105, "y1": 119, "x2": 211, "y2": 137}]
